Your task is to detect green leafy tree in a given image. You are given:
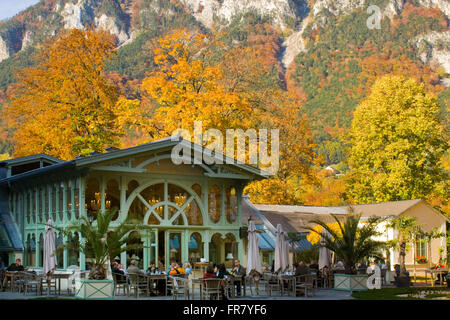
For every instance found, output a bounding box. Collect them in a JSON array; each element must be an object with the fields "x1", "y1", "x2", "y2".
[{"x1": 347, "y1": 75, "x2": 448, "y2": 203}]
